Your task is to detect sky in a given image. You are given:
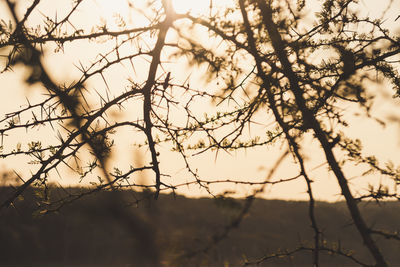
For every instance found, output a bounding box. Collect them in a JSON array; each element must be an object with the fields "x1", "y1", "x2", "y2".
[{"x1": 0, "y1": 0, "x2": 400, "y2": 202}]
